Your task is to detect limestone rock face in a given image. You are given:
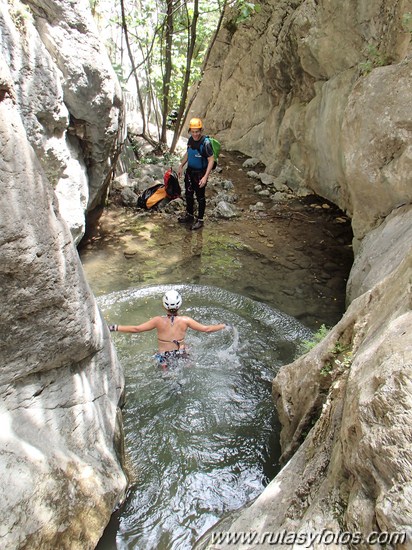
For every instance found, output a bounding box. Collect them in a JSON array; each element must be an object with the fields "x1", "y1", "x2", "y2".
[
  {"x1": 347, "y1": 204, "x2": 412, "y2": 302},
  {"x1": 0, "y1": 0, "x2": 123, "y2": 243},
  {"x1": 0, "y1": 67, "x2": 127, "y2": 549},
  {"x1": 190, "y1": 0, "x2": 411, "y2": 245}
]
